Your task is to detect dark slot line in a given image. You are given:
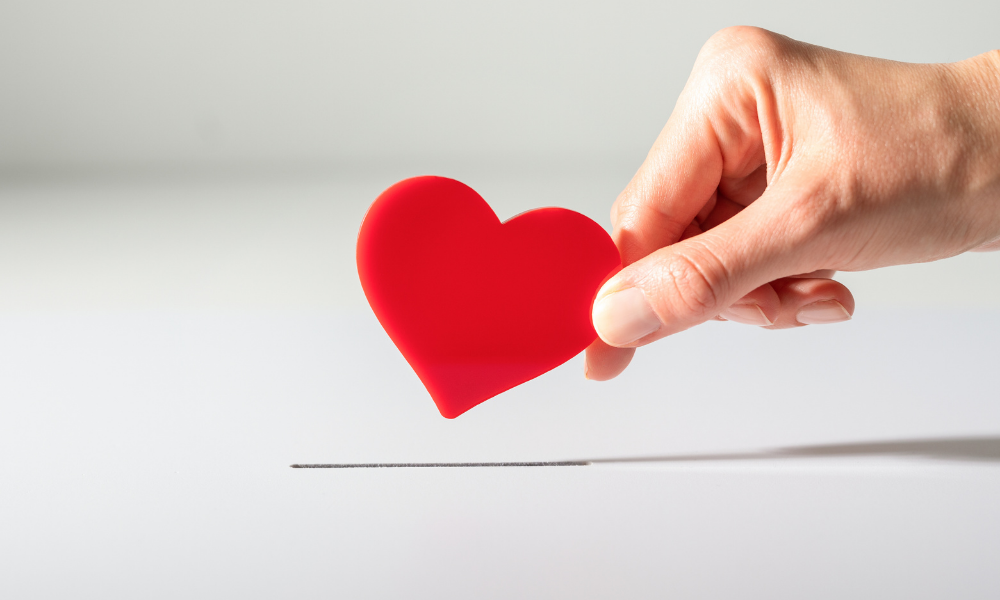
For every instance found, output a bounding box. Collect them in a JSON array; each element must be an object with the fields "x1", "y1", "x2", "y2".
[{"x1": 290, "y1": 461, "x2": 590, "y2": 468}]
